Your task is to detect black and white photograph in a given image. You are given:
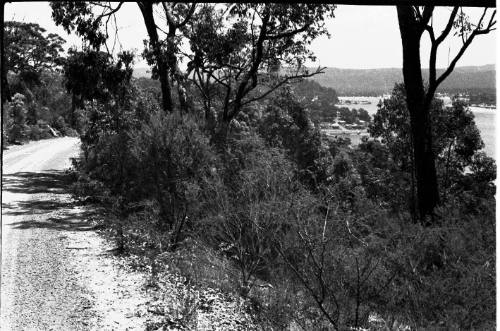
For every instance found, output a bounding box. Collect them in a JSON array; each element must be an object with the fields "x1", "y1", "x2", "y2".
[{"x1": 0, "y1": 1, "x2": 497, "y2": 330}]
